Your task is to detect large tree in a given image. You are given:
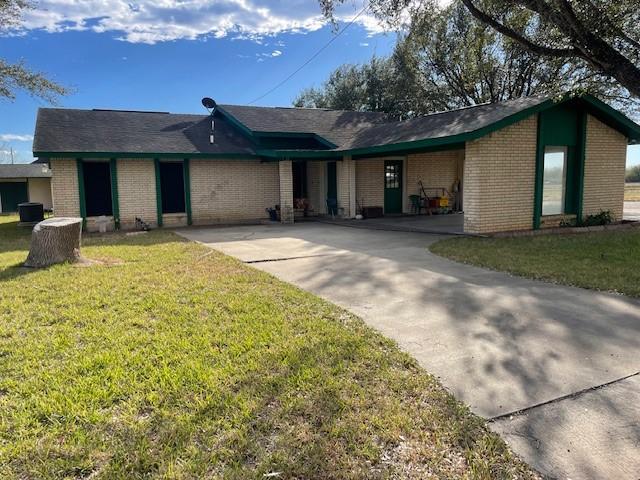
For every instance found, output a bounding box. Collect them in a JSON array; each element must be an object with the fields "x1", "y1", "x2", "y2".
[
  {"x1": 0, "y1": 0, "x2": 67, "y2": 102},
  {"x1": 319, "y1": 0, "x2": 640, "y2": 98},
  {"x1": 297, "y1": 1, "x2": 633, "y2": 115}
]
